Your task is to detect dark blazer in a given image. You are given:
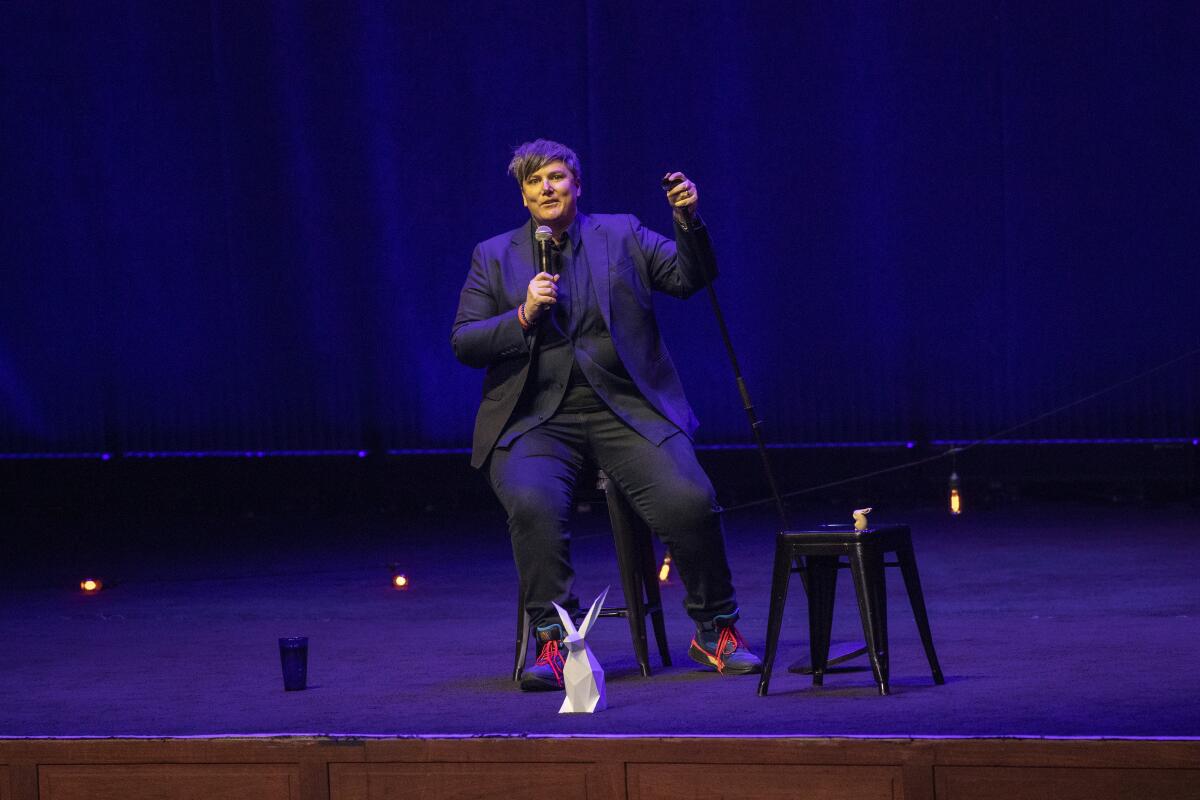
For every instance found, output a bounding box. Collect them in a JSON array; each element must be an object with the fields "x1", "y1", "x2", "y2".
[{"x1": 452, "y1": 212, "x2": 718, "y2": 469}]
